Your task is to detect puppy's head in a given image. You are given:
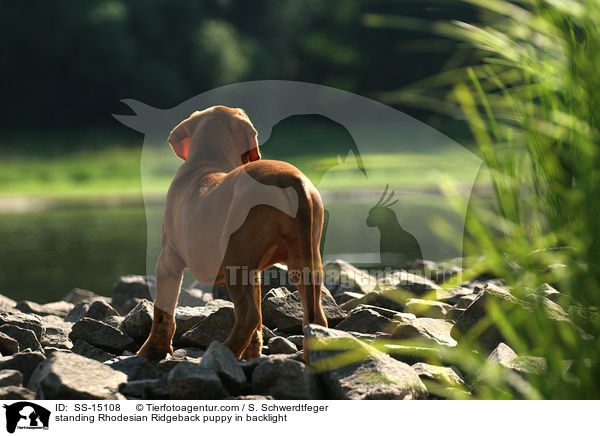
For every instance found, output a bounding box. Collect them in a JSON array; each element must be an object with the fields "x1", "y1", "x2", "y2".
[{"x1": 167, "y1": 106, "x2": 261, "y2": 165}]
